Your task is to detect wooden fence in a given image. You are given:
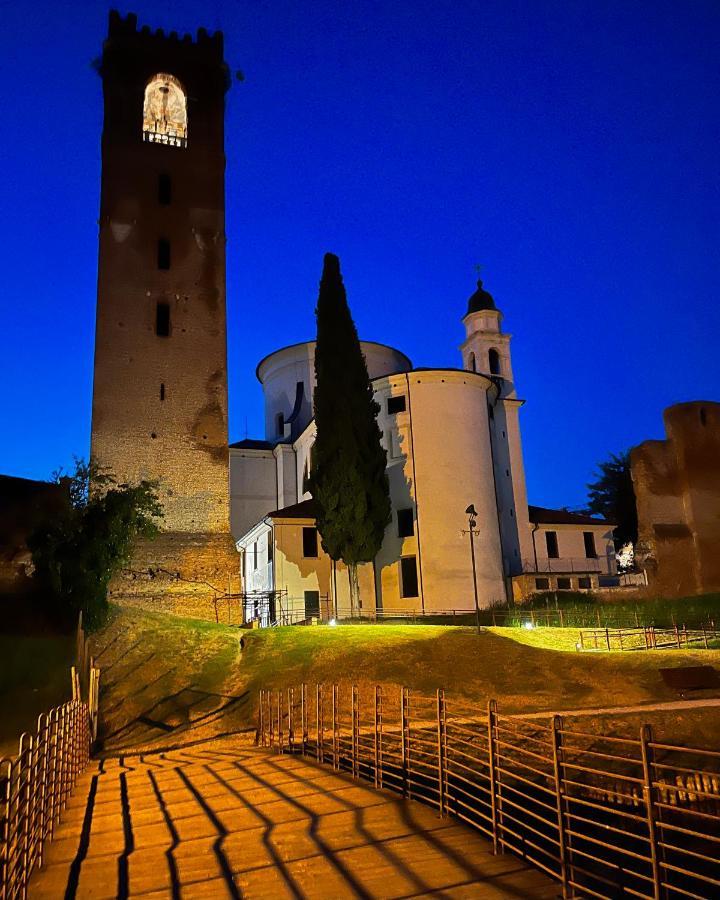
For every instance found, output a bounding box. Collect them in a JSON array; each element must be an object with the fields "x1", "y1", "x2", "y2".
[
  {"x1": 0, "y1": 664, "x2": 100, "y2": 900},
  {"x1": 259, "y1": 683, "x2": 720, "y2": 899},
  {"x1": 579, "y1": 624, "x2": 720, "y2": 652}
]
